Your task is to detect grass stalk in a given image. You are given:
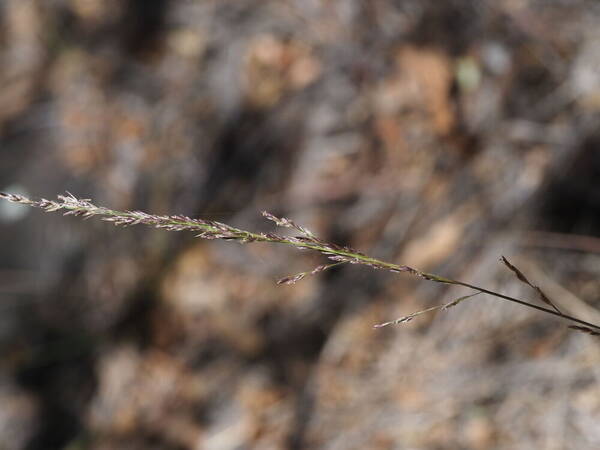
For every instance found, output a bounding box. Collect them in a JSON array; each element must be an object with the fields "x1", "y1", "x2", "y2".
[{"x1": 1, "y1": 192, "x2": 599, "y2": 335}]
